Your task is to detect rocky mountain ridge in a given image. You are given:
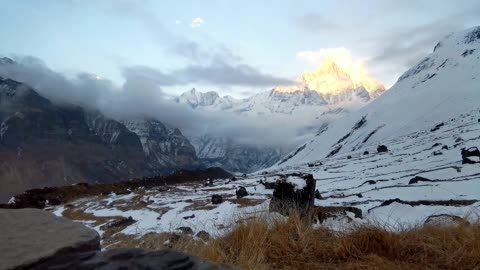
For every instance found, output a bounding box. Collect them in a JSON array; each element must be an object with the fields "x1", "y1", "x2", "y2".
[{"x1": 0, "y1": 75, "x2": 201, "y2": 202}]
